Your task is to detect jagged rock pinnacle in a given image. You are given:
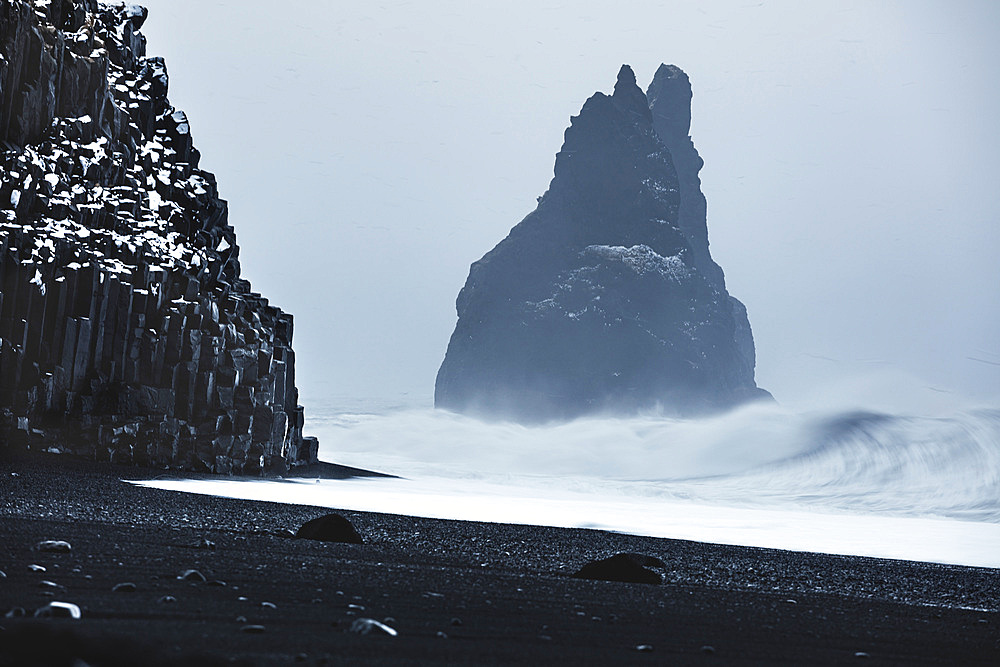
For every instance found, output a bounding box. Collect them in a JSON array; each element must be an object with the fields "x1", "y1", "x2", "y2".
[
  {"x1": 612, "y1": 64, "x2": 653, "y2": 123},
  {"x1": 648, "y1": 64, "x2": 693, "y2": 139},
  {"x1": 436, "y1": 65, "x2": 770, "y2": 422}
]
